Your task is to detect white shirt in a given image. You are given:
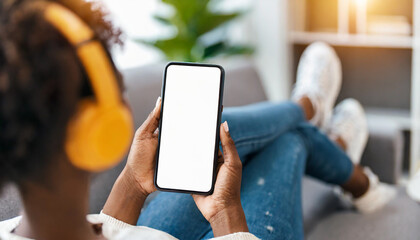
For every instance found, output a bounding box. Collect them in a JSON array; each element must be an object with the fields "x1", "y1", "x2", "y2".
[{"x1": 0, "y1": 213, "x2": 259, "y2": 240}]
